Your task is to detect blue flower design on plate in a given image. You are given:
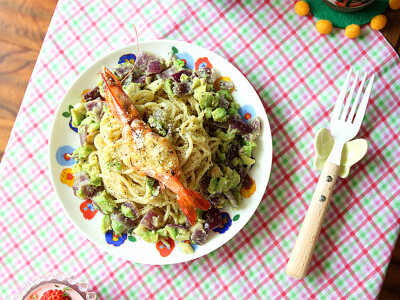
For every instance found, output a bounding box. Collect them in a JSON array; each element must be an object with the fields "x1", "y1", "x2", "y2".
[
  {"x1": 238, "y1": 104, "x2": 256, "y2": 124},
  {"x1": 213, "y1": 212, "x2": 232, "y2": 234},
  {"x1": 55, "y1": 146, "x2": 76, "y2": 166},
  {"x1": 176, "y1": 52, "x2": 194, "y2": 70},
  {"x1": 105, "y1": 230, "x2": 127, "y2": 247},
  {"x1": 118, "y1": 54, "x2": 136, "y2": 64},
  {"x1": 69, "y1": 118, "x2": 78, "y2": 132}
]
